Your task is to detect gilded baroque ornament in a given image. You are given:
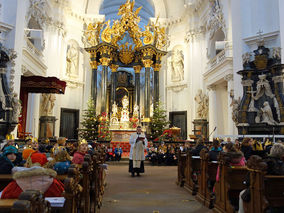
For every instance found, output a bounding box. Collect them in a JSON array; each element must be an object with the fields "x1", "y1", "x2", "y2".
[{"x1": 84, "y1": 0, "x2": 168, "y2": 51}]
